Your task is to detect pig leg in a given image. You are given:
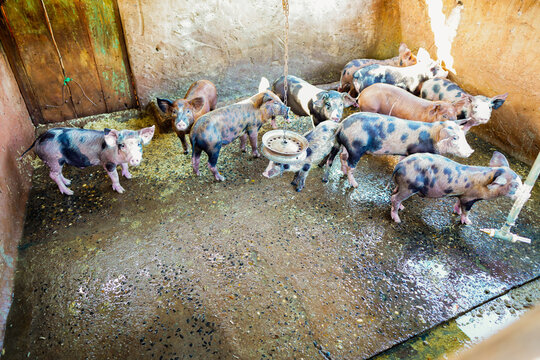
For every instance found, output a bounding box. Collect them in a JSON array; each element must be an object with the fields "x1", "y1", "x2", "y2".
[
  {"x1": 120, "y1": 163, "x2": 132, "y2": 179},
  {"x1": 458, "y1": 198, "x2": 478, "y2": 225},
  {"x1": 59, "y1": 172, "x2": 71, "y2": 186},
  {"x1": 49, "y1": 163, "x2": 74, "y2": 195},
  {"x1": 179, "y1": 134, "x2": 189, "y2": 155},
  {"x1": 294, "y1": 164, "x2": 311, "y2": 192},
  {"x1": 104, "y1": 164, "x2": 125, "y2": 193},
  {"x1": 322, "y1": 145, "x2": 341, "y2": 183},
  {"x1": 453, "y1": 198, "x2": 462, "y2": 215},
  {"x1": 291, "y1": 172, "x2": 299, "y2": 187},
  {"x1": 345, "y1": 148, "x2": 364, "y2": 188},
  {"x1": 340, "y1": 148, "x2": 349, "y2": 175},
  {"x1": 207, "y1": 147, "x2": 225, "y2": 181},
  {"x1": 192, "y1": 146, "x2": 202, "y2": 176},
  {"x1": 239, "y1": 134, "x2": 248, "y2": 153},
  {"x1": 390, "y1": 188, "x2": 416, "y2": 223},
  {"x1": 248, "y1": 131, "x2": 261, "y2": 158}
]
